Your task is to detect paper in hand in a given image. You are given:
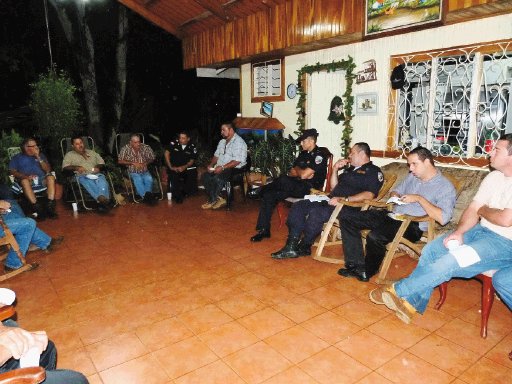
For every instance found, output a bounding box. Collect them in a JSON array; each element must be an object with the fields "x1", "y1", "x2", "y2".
[
  {"x1": 386, "y1": 196, "x2": 407, "y2": 205},
  {"x1": 449, "y1": 244, "x2": 481, "y2": 268}
]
